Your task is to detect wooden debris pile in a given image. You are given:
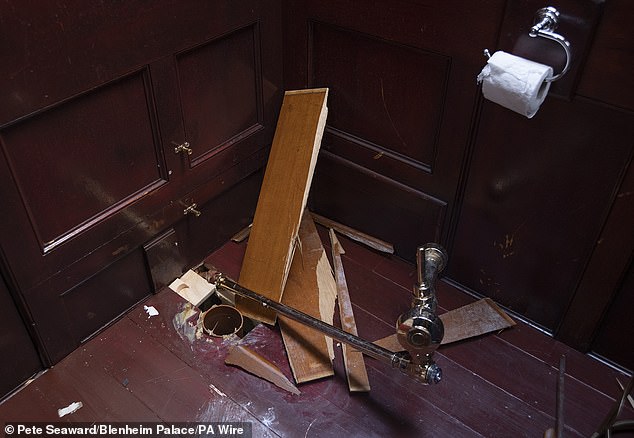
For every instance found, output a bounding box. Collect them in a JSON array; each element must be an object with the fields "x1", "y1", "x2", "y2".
[{"x1": 168, "y1": 88, "x2": 515, "y2": 395}]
